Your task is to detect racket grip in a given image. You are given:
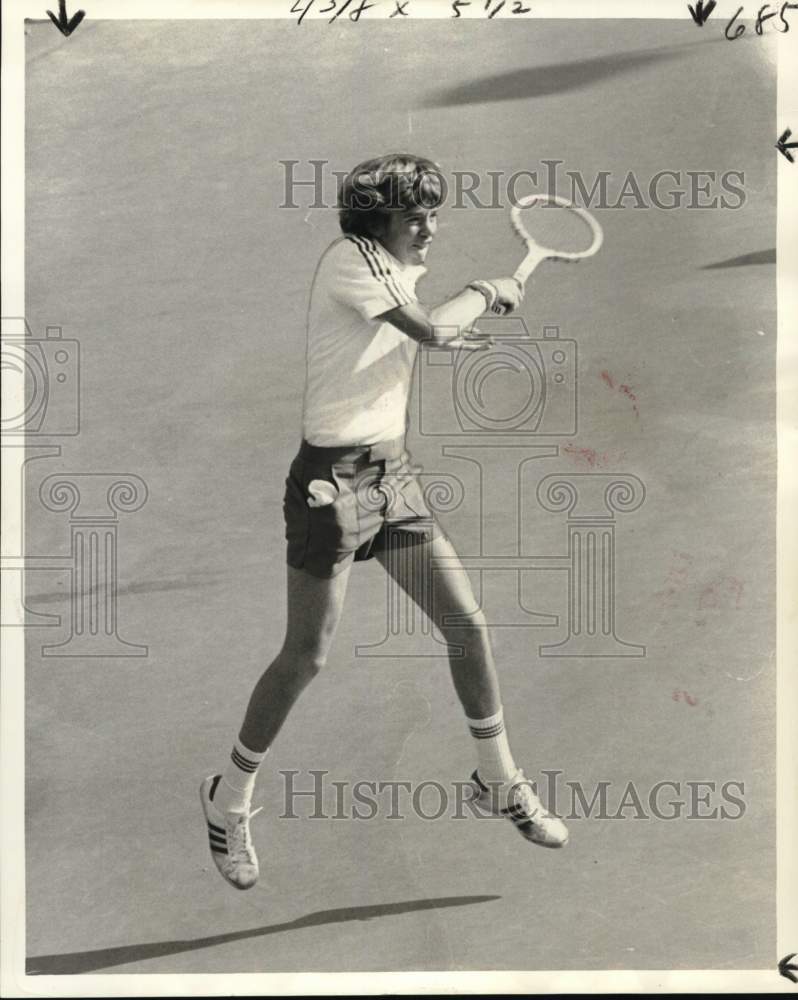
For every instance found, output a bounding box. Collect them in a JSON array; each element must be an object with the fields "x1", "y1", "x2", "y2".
[
  {"x1": 513, "y1": 253, "x2": 544, "y2": 286},
  {"x1": 513, "y1": 264, "x2": 534, "y2": 286}
]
